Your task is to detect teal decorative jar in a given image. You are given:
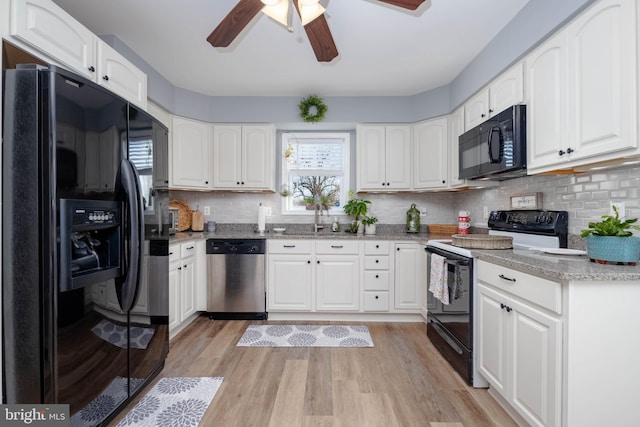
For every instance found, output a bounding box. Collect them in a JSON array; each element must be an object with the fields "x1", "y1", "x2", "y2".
[{"x1": 585, "y1": 235, "x2": 640, "y2": 264}]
